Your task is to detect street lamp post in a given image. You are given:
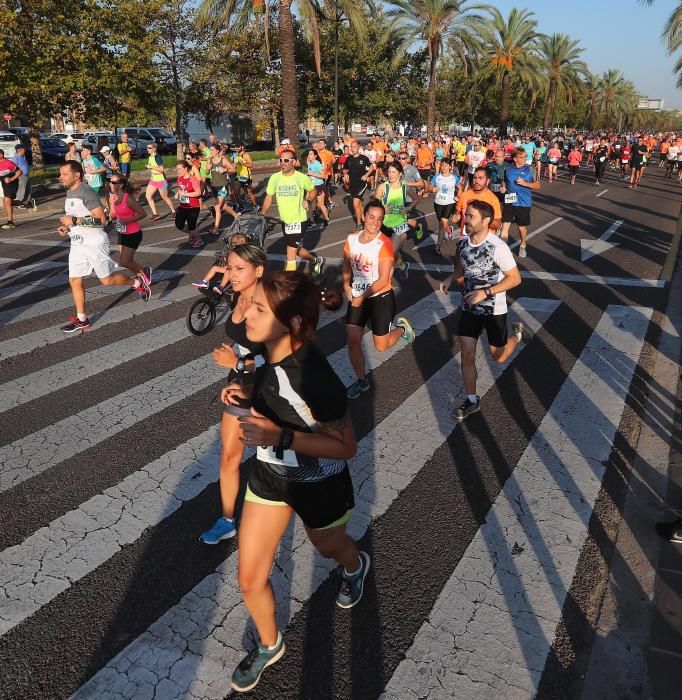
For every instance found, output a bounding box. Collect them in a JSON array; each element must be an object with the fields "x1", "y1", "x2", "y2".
[{"x1": 332, "y1": 3, "x2": 340, "y2": 142}]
